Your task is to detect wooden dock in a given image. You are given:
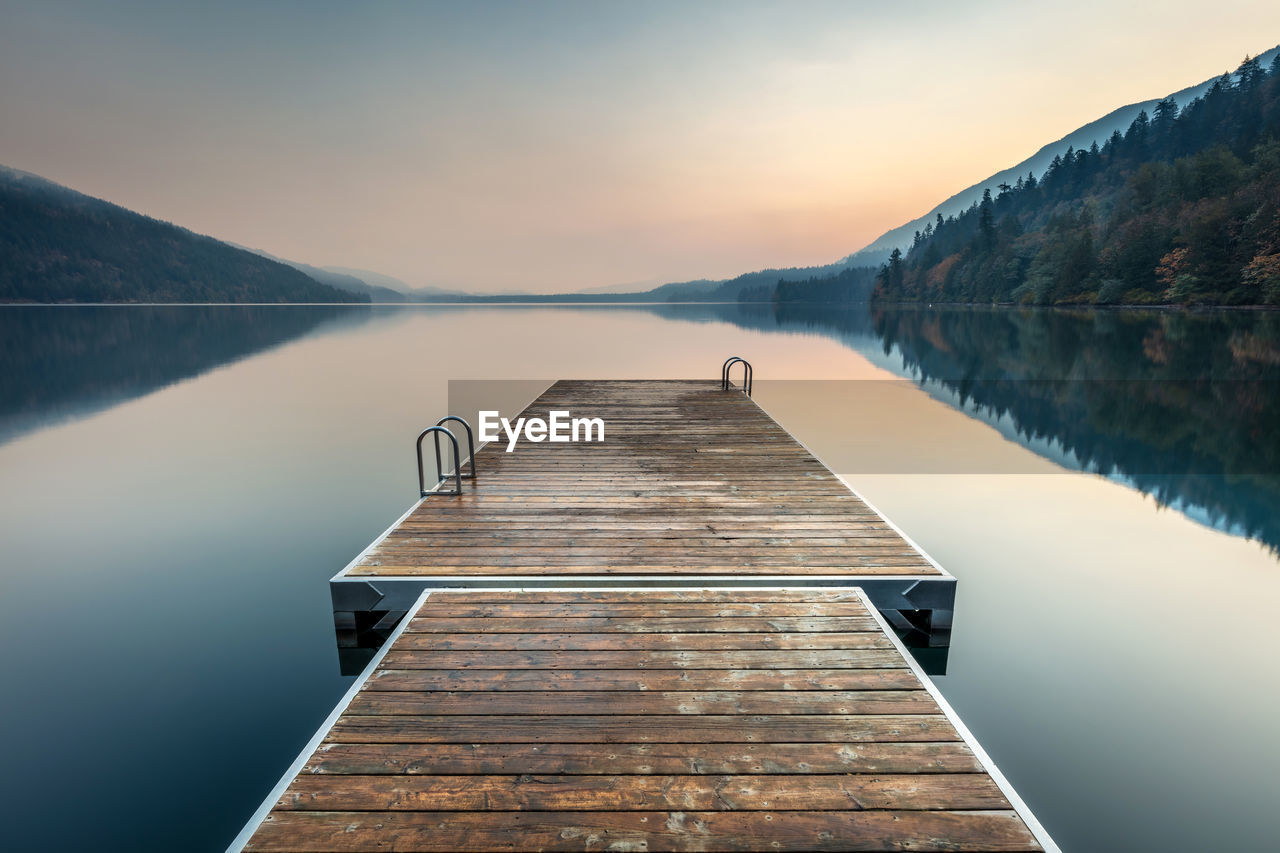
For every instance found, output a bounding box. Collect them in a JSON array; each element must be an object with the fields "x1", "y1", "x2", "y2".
[
  {"x1": 232, "y1": 377, "x2": 1056, "y2": 851},
  {"x1": 234, "y1": 588, "x2": 1053, "y2": 851},
  {"x1": 331, "y1": 380, "x2": 954, "y2": 648}
]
